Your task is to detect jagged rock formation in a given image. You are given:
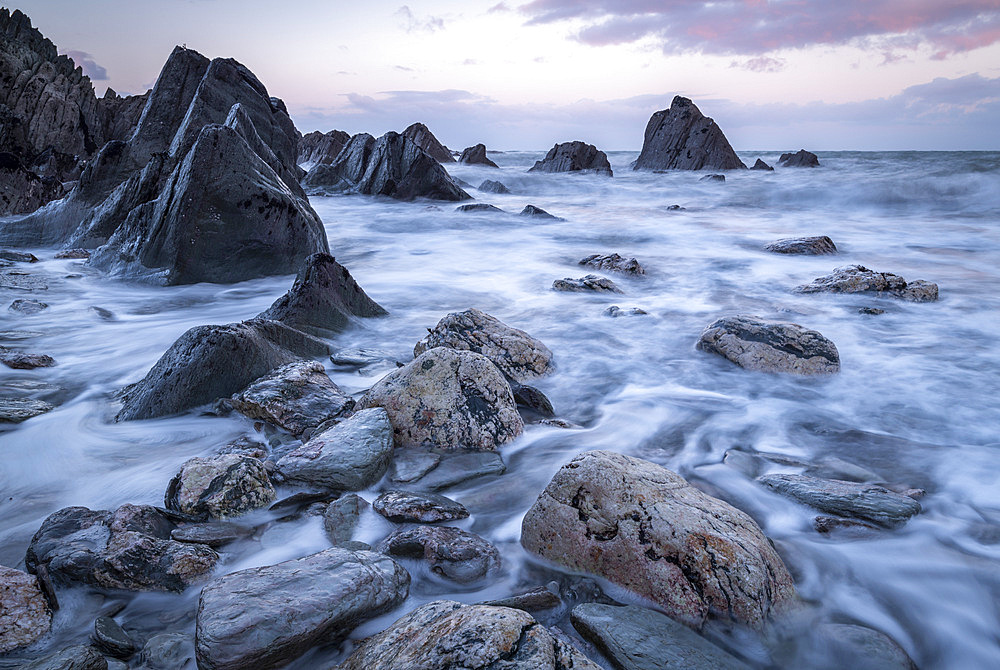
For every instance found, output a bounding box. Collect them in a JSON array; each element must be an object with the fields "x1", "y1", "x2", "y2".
[
  {"x1": 458, "y1": 143, "x2": 498, "y2": 168},
  {"x1": 779, "y1": 149, "x2": 820, "y2": 167},
  {"x1": 303, "y1": 131, "x2": 470, "y2": 201},
  {"x1": 0, "y1": 151, "x2": 62, "y2": 214},
  {"x1": 529, "y1": 141, "x2": 613, "y2": 176},
  {"x1": 297, "y1": 129, "x2": 349, "y2": 166},
  {"x1": 401, "y1": 122, "x2": 454, "y2": 163},
  {"x1": 633, "y1": 96, "x2": 746, "y2": 171},
  {"x1": 751, "y1": 158, "x2": 774, "y2": 171}
]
